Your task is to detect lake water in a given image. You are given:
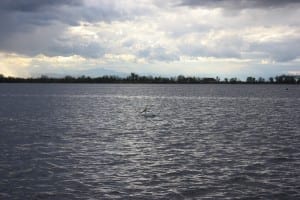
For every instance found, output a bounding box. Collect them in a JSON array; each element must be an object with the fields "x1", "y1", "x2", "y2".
[{"x1": 0, "y1": 84, "x2": 299, "y2": 199}]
